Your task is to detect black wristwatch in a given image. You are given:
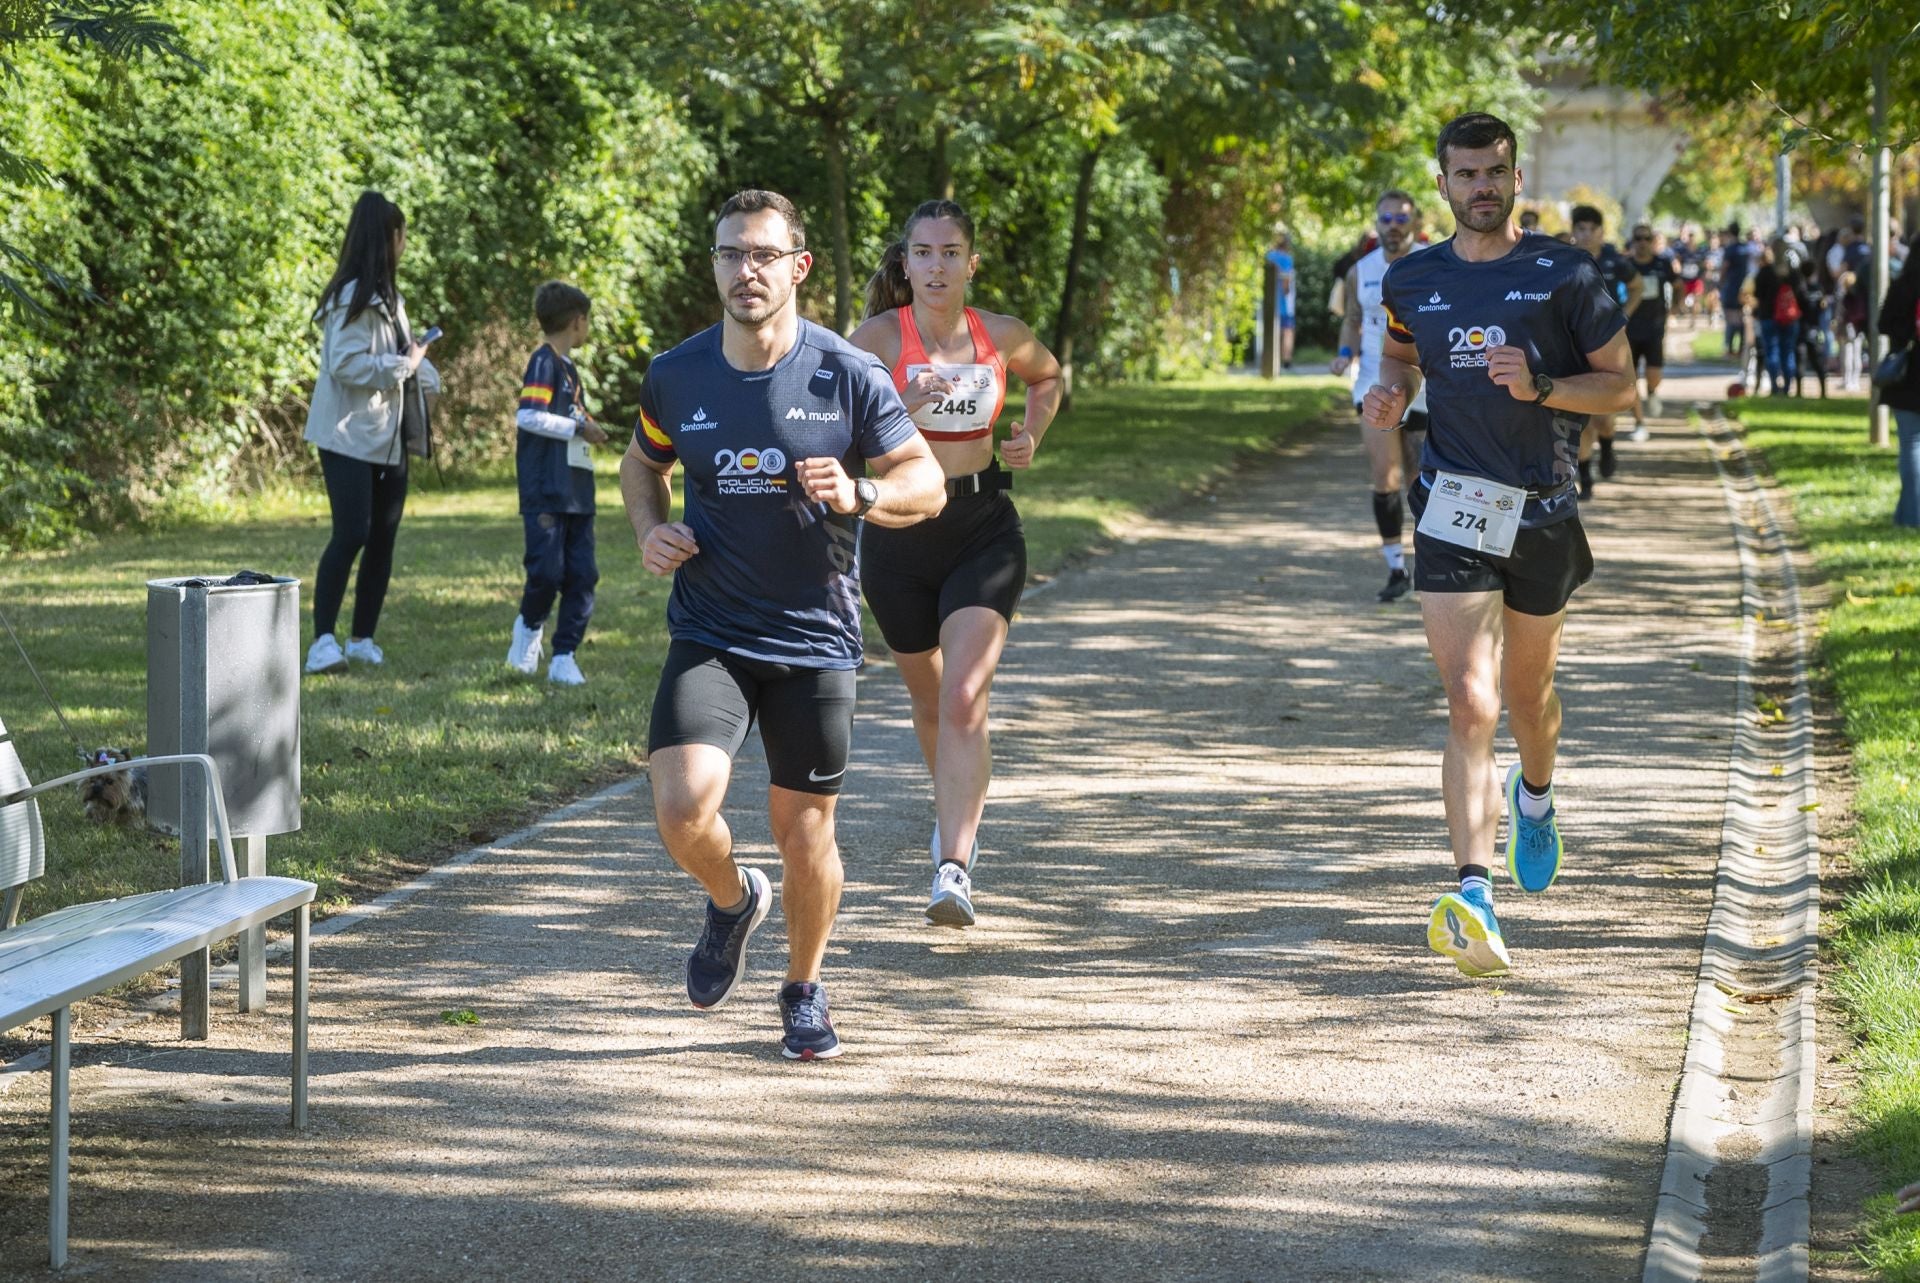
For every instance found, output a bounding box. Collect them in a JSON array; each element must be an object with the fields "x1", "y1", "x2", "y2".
[
  {"x1": 1531, "y1": 372, "x2": 1554, "y2": 405},
  {"x1": 853, "y1": 476, "x2": 879, "y2": 517}
]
